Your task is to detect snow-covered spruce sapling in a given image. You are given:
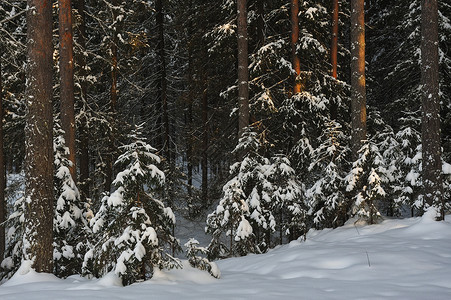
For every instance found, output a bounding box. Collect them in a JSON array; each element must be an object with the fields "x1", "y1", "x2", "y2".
[
  {"x1": 345, "y1": 142, "x2": 385, "y2": 225},
  {"x1": 184, "y1": 238, "x2": 220, "y2": 278},
  {"x1": 306, "y1": 120, "x2": 349, "y2": 229},
  {"x1": 264, "y1": 154, "x2": 306, "y2": 242},
  {"x1": 86, "y1": 124, "x2": 181, "y2": 285},
  {"x1": 206, "y1": 129, "x2": 263, "y2": 257},
  {"x1": 0, "y1": 196, "x2": 25, "y2": 280},
  {"x1": 53, "y1": 126, "x2": 91, "y2": 278}
]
